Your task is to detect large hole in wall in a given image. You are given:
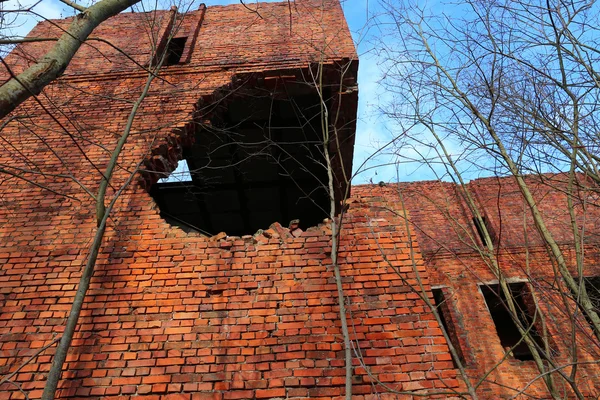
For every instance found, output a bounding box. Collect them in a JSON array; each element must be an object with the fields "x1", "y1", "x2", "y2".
[{"x1": 150, "y1": 87, "x2": 331, "y2": 237}]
